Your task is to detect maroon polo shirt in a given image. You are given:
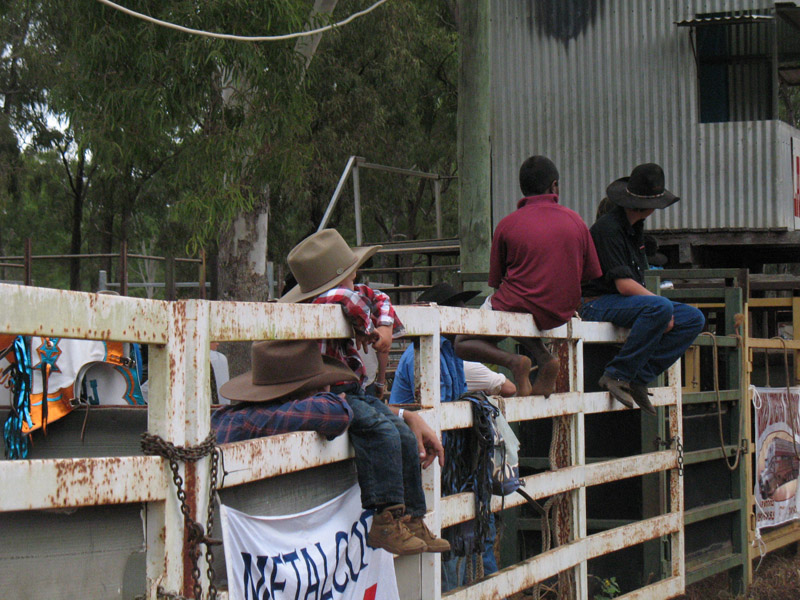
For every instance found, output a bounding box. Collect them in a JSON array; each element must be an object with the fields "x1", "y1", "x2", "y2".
[{"x1": 488, "y1": 194, "x2": 602, "y2": 330}]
